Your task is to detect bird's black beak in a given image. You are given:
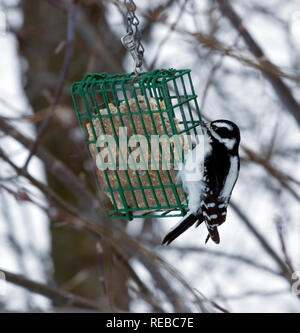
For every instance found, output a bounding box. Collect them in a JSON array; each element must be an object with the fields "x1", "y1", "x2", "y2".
[
  {"x1": 200, "y1": 122, "x2": 212, "y2": 131},
  {"x1": 201, "y1": 121, "x2": 212, "y2": 129}
]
